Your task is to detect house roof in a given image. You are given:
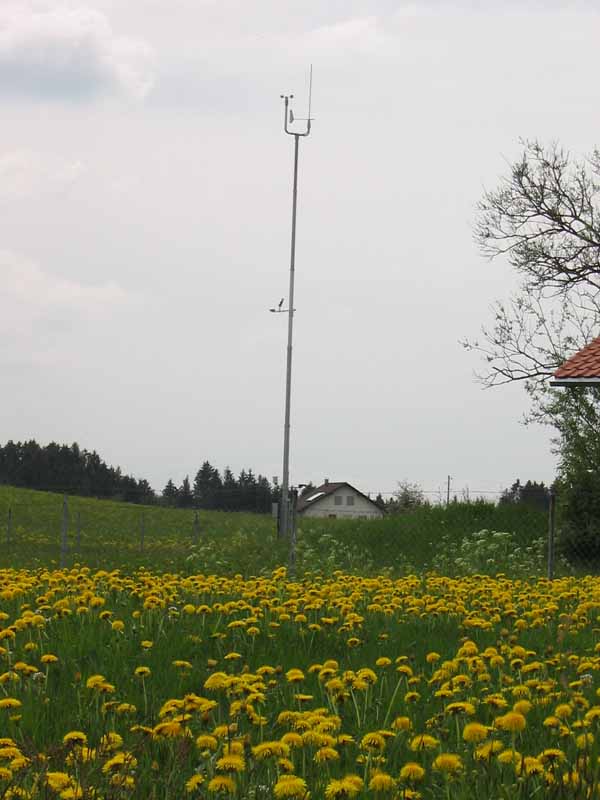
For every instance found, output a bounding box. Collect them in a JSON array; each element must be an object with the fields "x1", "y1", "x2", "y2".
[
  {"x1": 296, "y1": 481, "x2": 383, "y2": 514},
  {"x1": 551, "y1": 336, "x2": 600, "y2": 386}
]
